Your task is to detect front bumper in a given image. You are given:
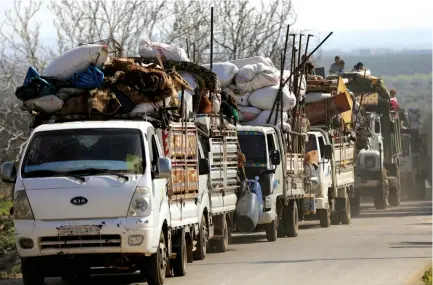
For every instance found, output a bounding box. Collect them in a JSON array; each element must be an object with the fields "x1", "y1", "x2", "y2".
[{"x1": 15, "y1": 217, "x2": 157, "y2": 258}]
